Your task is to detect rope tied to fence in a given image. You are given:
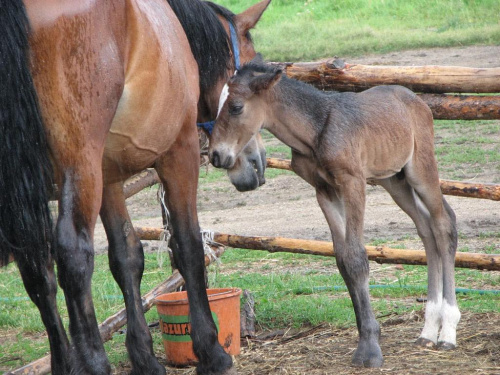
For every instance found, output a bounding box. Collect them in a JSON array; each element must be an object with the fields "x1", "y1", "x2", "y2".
[{"x1": 201, "y1": 230, "x2": 222, "y2": 265}]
